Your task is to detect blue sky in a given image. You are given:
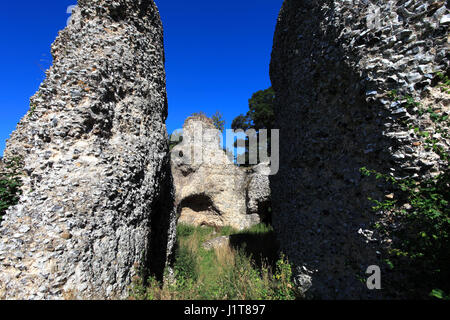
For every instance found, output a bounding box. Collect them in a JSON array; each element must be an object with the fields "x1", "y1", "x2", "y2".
[{"x1": 0, "y1": 0, "x2": 283, "y2": 156}]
